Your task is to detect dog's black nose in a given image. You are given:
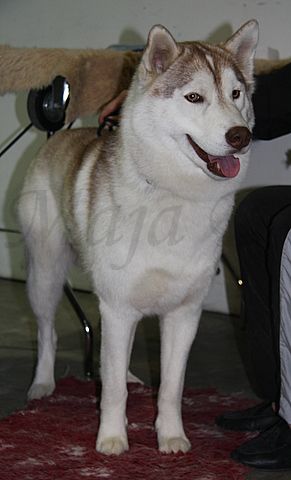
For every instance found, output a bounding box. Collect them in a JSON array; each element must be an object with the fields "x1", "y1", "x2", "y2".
[{"x1": 225, "y1": 126, "x2": 251, "y2": 150}]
